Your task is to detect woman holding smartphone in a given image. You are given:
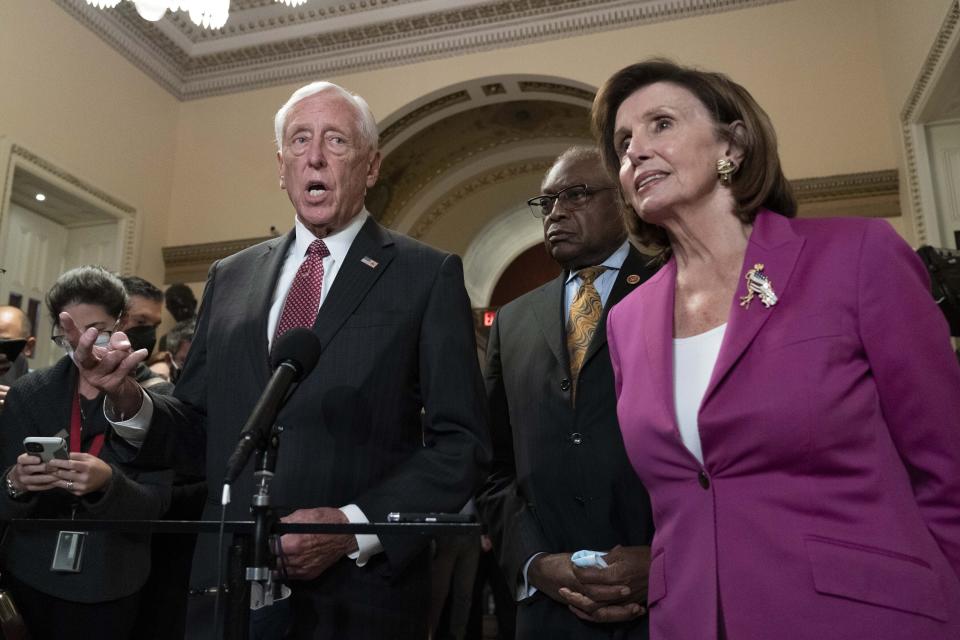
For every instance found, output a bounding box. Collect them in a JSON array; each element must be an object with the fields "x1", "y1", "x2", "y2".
[{"x1": 0, "y1": 266, "x2": 170, "y2": 639}]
